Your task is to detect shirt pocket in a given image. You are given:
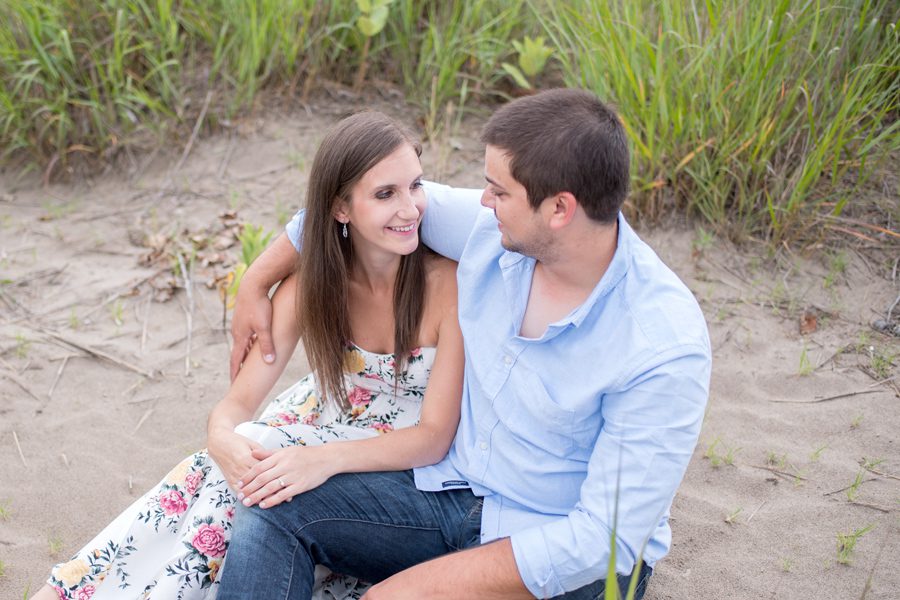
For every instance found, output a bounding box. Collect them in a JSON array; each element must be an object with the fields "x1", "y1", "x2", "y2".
[{"x1": 501, "y1": 368, "x2": 577, "y2": 457}]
